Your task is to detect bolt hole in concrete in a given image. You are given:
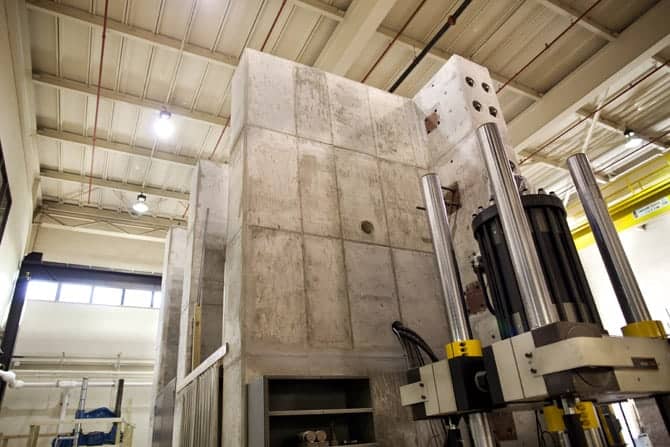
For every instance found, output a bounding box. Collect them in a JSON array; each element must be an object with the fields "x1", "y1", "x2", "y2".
[
  {"x1": 361, "y1": 220, "x2": 375, "y2": 234},
  {"x1": 465, "y1": 76, "x2": 474, "y2": 87},
  {"x1": 472, "y1": 100, "x2": 482, "y2": 111}
]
